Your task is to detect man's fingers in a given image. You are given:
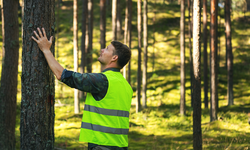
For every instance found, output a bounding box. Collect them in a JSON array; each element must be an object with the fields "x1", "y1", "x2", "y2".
[
  {"x1": 37, "y1": 28, "x2": 43, "y2": 37},
  {"x1": 42, "y1": 28, "x2": 47, "y2": 39},
  {"x1": 33, "y1": 31, "x2": 40, "y2": 39},
  {"x1": 49, "y1": 36, "x2": 53, "y2": 43},
  {"x1": 31, "y1": 36, "x2": 38, "y2": 42}
]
